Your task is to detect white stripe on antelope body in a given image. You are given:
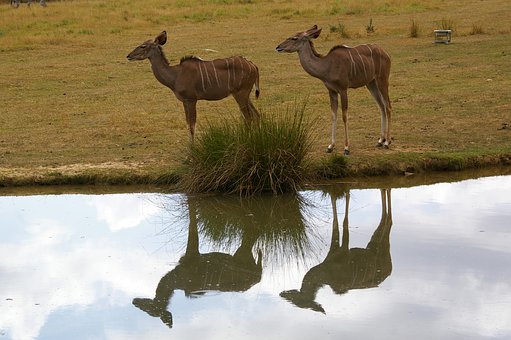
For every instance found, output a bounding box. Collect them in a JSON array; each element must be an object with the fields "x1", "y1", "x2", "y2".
[
  {"x1": 127, "y1": 31, "x2": 260, "y2": 144},
  {"x1": 276, "y1": 25, "x2": 392, "y2": 155}
]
